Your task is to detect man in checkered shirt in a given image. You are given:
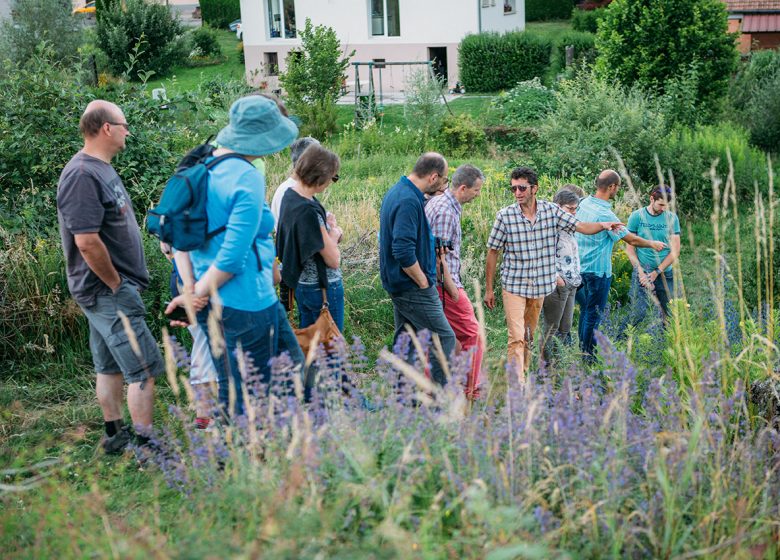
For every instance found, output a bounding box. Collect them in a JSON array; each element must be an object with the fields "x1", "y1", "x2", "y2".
[{"x1": 484, "y1": 166, "x2": 623, "y2": 381}]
